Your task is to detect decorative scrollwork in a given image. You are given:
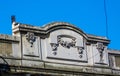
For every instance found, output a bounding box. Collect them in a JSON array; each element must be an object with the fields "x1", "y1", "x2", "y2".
[
  {"x1": 97, "y1": 42, "x2": 105, "y2": 63},
  {"x1": 77, "y1": 47, "x2": 84, "y2": 58},
  {"x1": 26, "y1": 32, "x2": 36, "y2": 47},
  {"x1": 50, "y1": 43, "x2": 59, "y2": 55},
  {"x1": 57, "y1": 35, "x2": 76, "y2": 49},
  {"x1": 50, "y1": 35, "x2": 84, "y2": 57}
]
